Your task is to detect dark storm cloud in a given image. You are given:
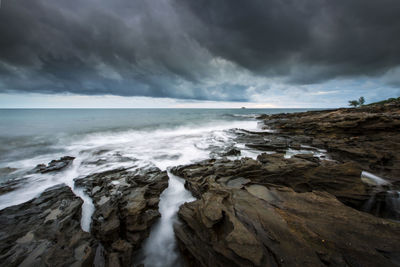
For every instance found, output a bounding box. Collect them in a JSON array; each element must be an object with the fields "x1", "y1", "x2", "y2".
[
  {"x1": 176, "y1": 0, "x2": 400, "y2": 83},
  {"x1": 0, "y1": 0, "x2": 399, "y2": 100}
]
